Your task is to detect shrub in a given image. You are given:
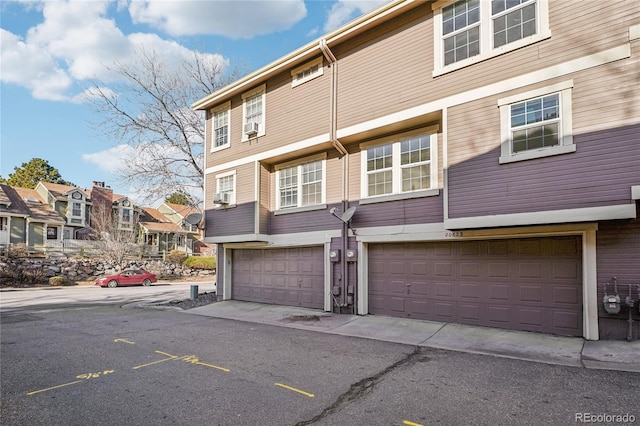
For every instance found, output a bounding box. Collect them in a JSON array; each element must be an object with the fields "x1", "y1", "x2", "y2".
[
  {"x1": 49, "y1": 276, "x2": 67, "y2": 286},
  {"x1": 8, "y1": 243, "x2": 29, "y2": 259},
  {"x1": 182, "y1": 256, "x2": 216, "y2": 270},
  {"x1": 166, "y1": 250, "x2": 188, "y2": 265}
]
